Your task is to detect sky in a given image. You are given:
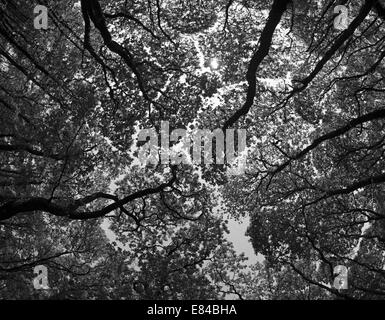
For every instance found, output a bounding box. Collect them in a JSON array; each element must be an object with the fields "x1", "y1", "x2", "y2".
[
  {"x1": 227, "y1": 217, "x2": 262, "y2": 264},
  {"x1": 103, "y1": 169, "x2": 261, "y2": 265},
  {"x1": 98, "y1": 7, "x2": 265, "y2": 266}
]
